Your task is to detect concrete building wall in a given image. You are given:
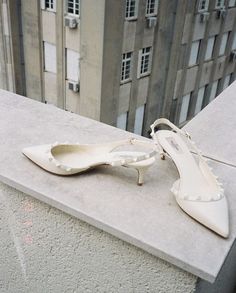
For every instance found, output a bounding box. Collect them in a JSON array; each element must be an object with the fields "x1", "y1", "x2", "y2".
[
  {"x1": 21, "y1": 0, "x2": 43, "y2": 101},
  {"x1": 0, "y1": 0, "x2": 235, "y2": 135},
  {"x1": 79, "y1": 0, "x2": 105, "y2": 121}
]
